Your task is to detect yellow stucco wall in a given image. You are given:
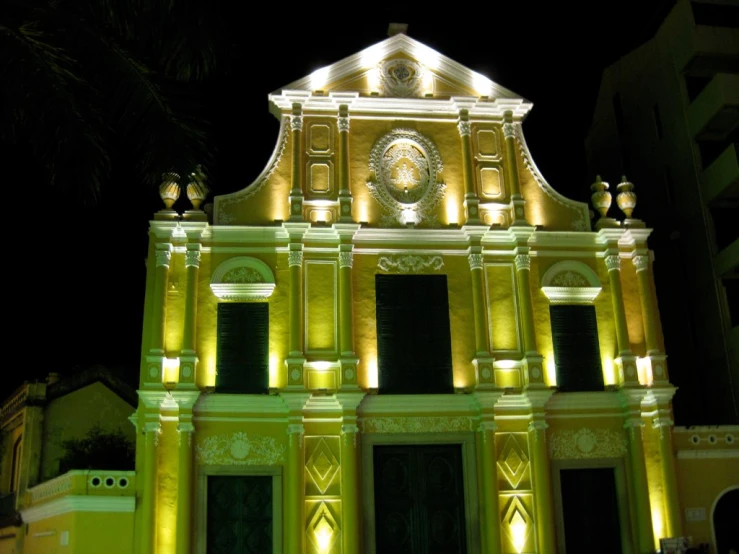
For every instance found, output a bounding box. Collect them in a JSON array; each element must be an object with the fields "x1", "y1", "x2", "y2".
[
  {"x1": 40, "y1": 382, "x2": 136, "y2": 481},
  {"x1": 23, "y1": 511, "x2": 134, "y2": 554}
]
